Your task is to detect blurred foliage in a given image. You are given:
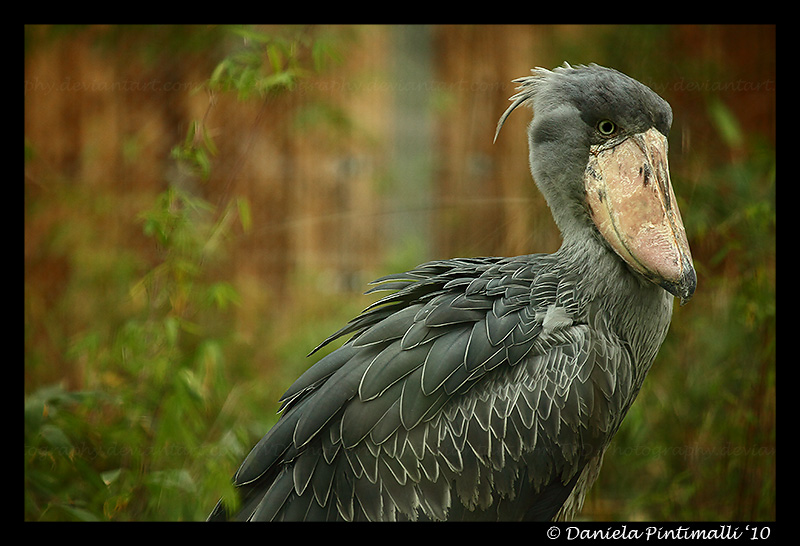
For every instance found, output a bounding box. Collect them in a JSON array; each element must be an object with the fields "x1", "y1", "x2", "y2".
[
  {"x1": 23, "y1": 178, "x2": 276, "y2": 519},
  {"x1": 25, "y1": 25, "x2": 774, "y2": 521},
  {"x1": 24, "y1": 25, "x2": 348, "y2": 521},
  {"x1": 208, "y1": 26, "x2": 342, "y2": 100}
]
